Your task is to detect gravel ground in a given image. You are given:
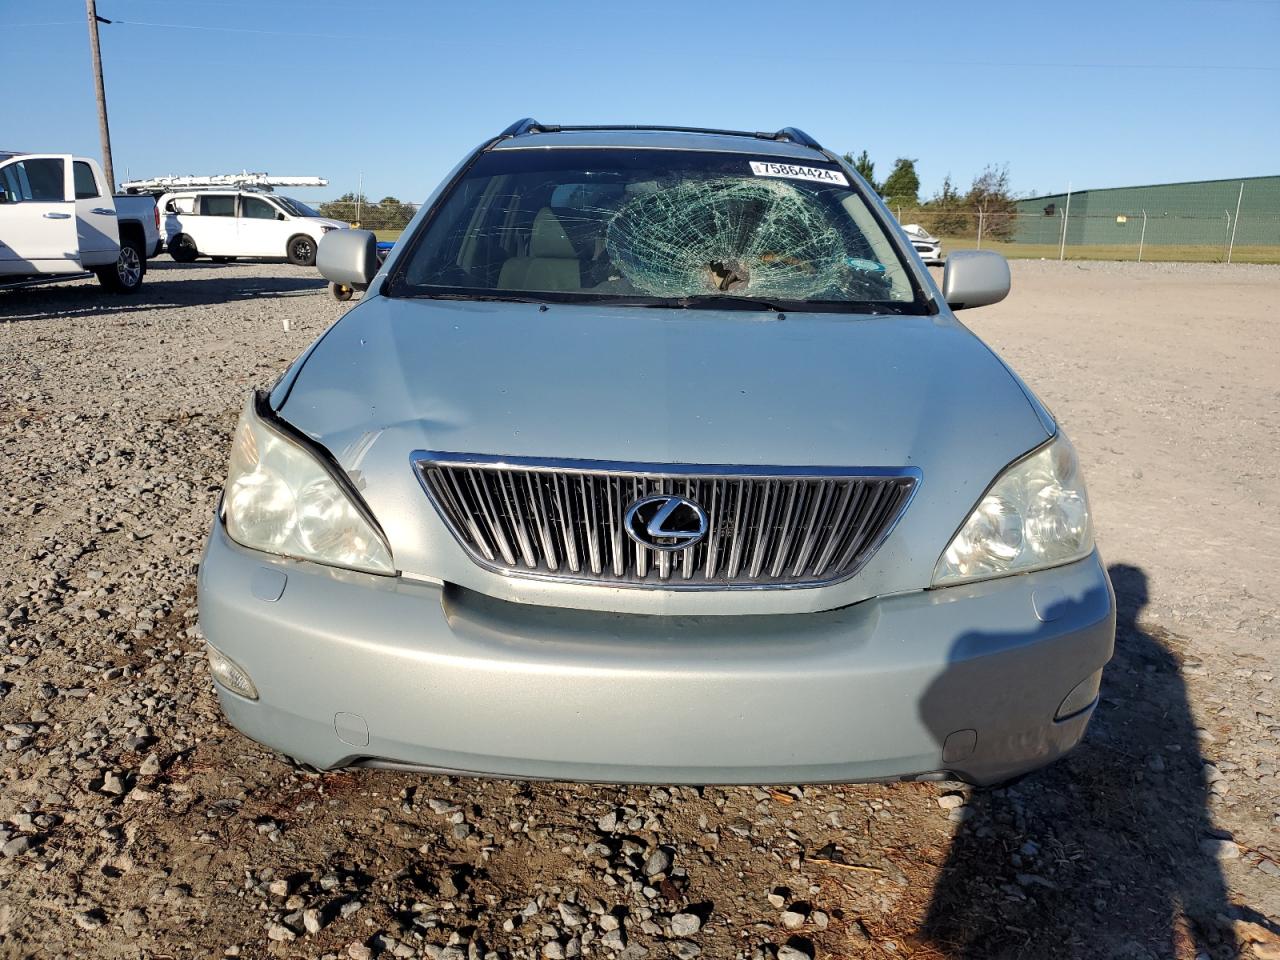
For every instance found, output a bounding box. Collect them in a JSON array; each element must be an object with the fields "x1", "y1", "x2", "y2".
[{"x1": 0, "y1": 258, "x2": 1277, "y2": 960}]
